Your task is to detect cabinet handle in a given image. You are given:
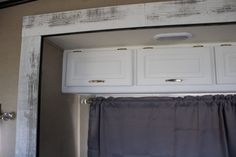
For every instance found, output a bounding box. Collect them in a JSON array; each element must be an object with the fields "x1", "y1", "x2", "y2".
[
  {"x1": 88, "y1": 80, "x2": 105, "y2": 83},
  {"x1": 220, "y1": 44, "x2": 232, "y2": 47},
  {"x1": 165, "y1": 79, "x2": 183, "y2": 82}
]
